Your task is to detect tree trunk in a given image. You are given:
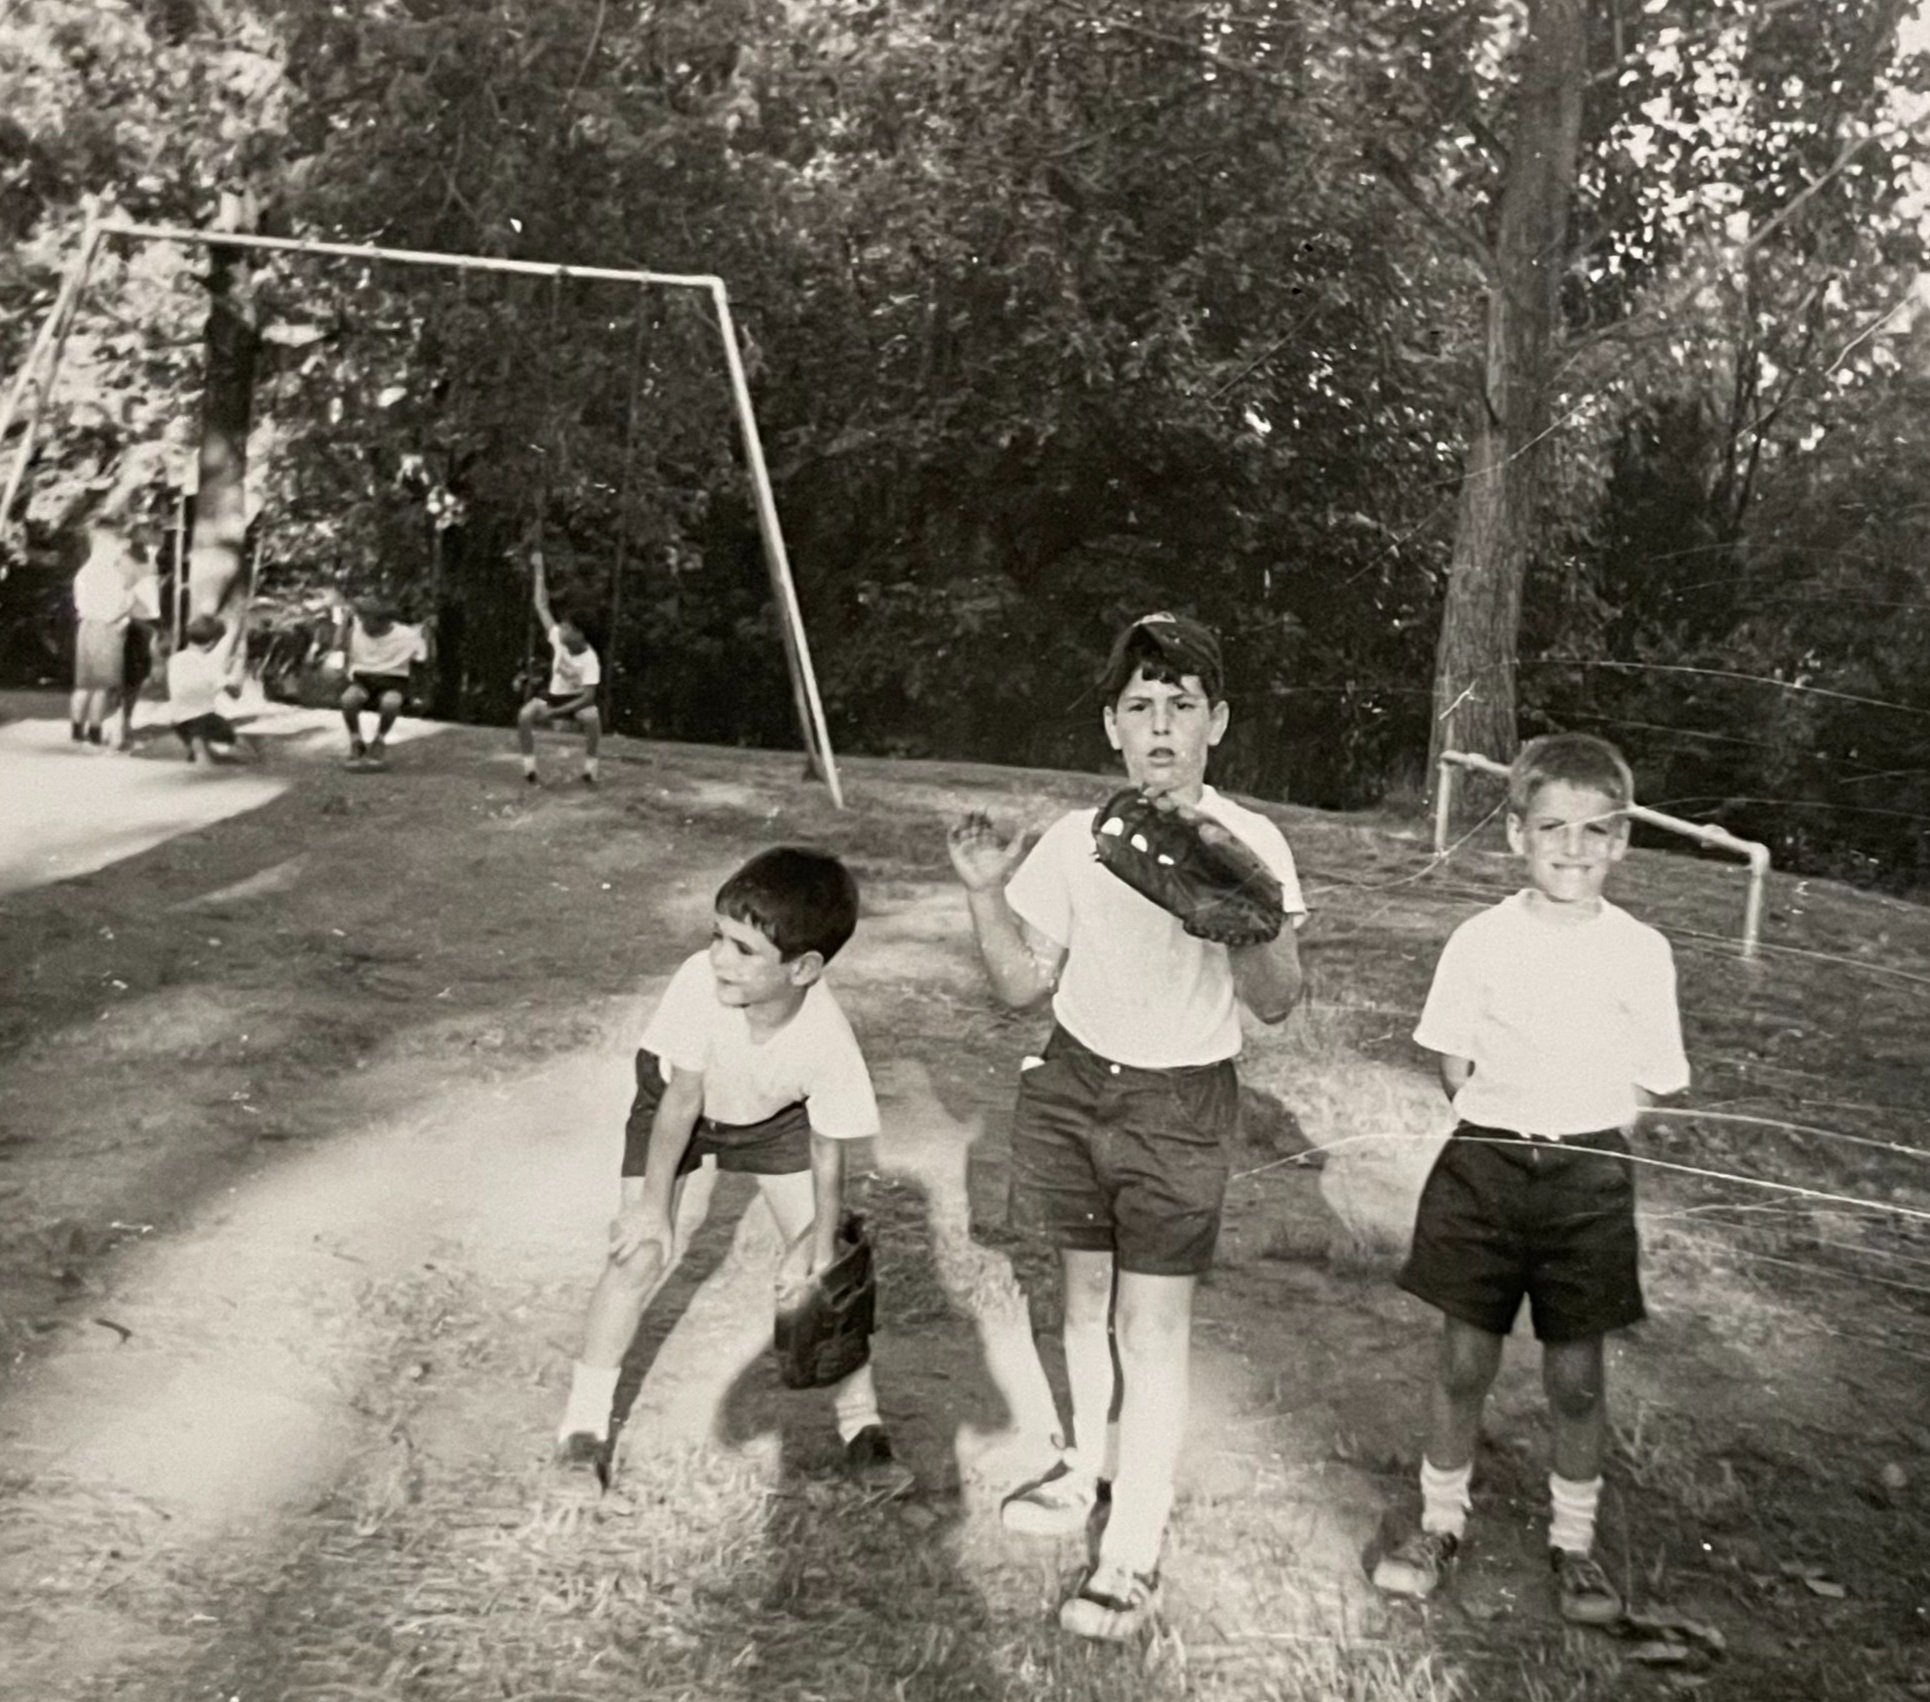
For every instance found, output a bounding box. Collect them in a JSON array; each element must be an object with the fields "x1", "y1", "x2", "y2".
[
  {"x1": 1426, "y1": 0, "x2": 1584, "y2": 814},
  {"x1": 188, "y1": 190, "x2": 262, "y2": 620}
]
